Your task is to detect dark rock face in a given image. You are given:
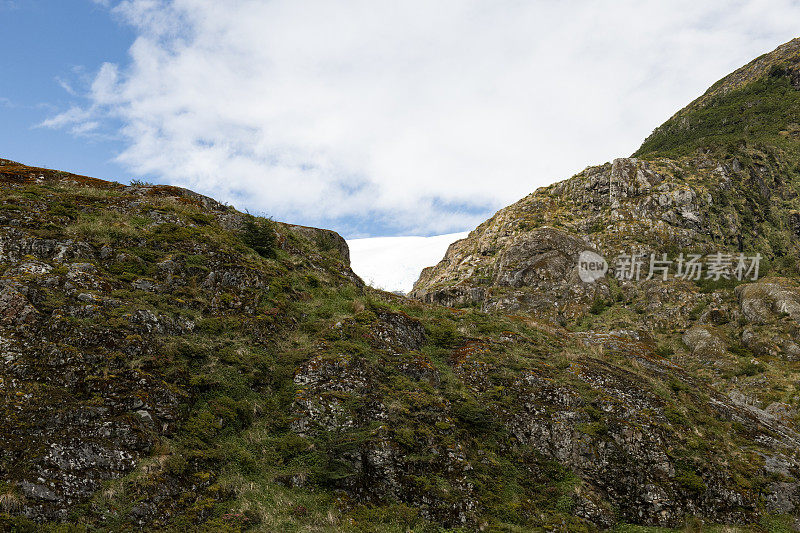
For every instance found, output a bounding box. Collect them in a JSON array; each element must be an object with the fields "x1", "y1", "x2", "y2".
[
  {"x1": 369, "y1": 311, "x2": 427, "y2": 352},
  {"x1": 413, "y1": 227, "x2": 609, "y2": 319},
  {"x1": 286, "y1": 223, "x2": 352, "y2": 264},
  {"x1": 489, "y1": 228, "x2": 609, "y2": 316},
  {"x1": 791, "y1": 68, "x2": 800, "y2": 90},
  {"x1": 0, "y1": 283, "x2": 38, "y2": 326},
  {"x1": 0, "y1": 246, "x2": 183, "y2": 520}
]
